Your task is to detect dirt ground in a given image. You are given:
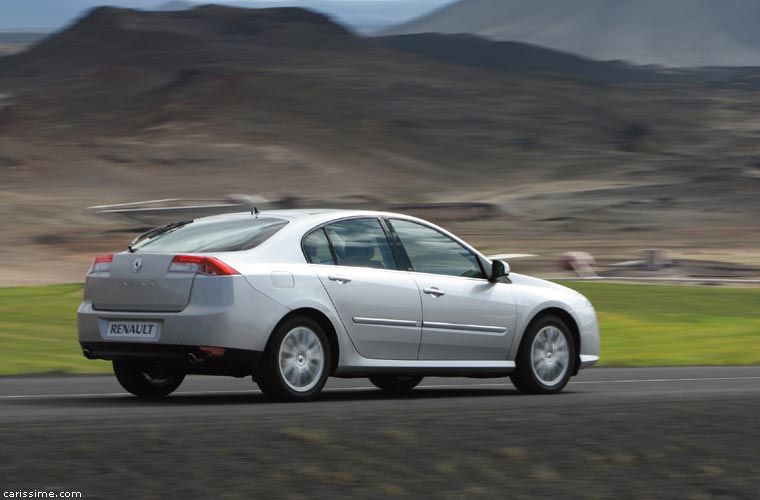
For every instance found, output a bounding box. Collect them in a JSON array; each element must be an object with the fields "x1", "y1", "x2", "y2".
[{"x1": 1, "y1": 133, "x2": 758, "y2": 286}]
